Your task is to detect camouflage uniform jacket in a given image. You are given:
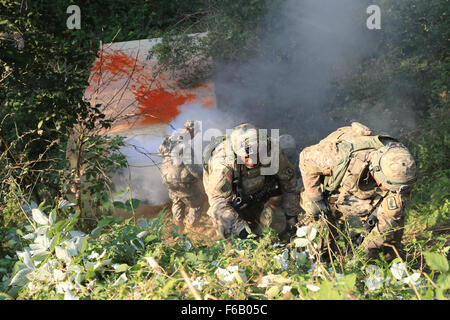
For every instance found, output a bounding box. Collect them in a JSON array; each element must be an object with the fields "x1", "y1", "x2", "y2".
[
  {"x1": 299, "y1": 122, "x2": 409, "y2": 220},
  {"x1": 203, "y1": 138, "x2": 299, "y2": 238},
  {"x1": 158, "y1": 132, "x2": 202, "y2": 190}
]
